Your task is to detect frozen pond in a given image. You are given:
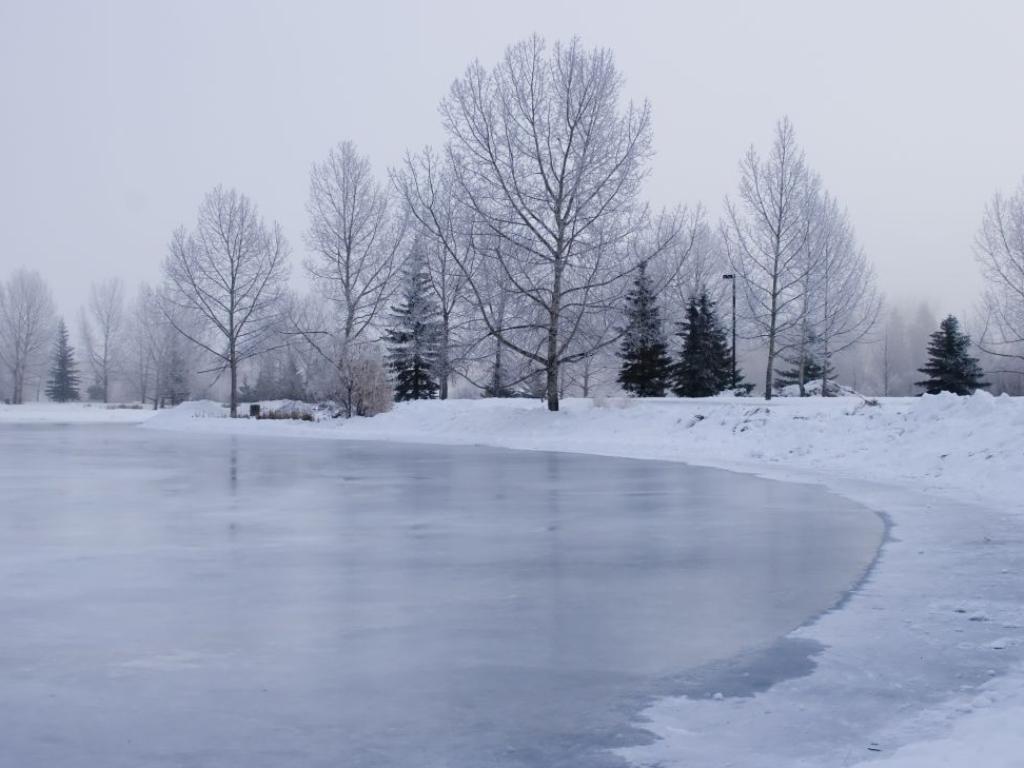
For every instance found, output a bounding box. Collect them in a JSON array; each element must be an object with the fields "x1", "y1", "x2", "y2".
[{"x1": 0, "y1": 424, "x2": 883, "y2": 767}]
